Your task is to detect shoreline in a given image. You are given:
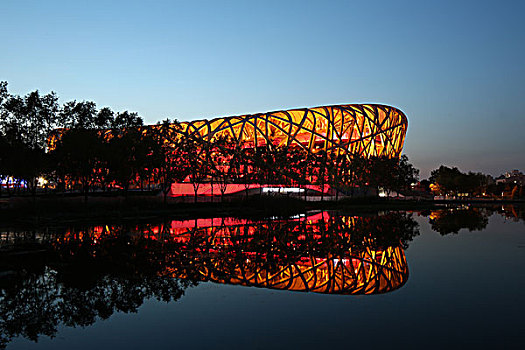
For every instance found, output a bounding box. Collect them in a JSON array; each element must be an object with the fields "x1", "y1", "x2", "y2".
[{"x1": 1, "y1": 194, "x2": 523, "y2": 228}]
